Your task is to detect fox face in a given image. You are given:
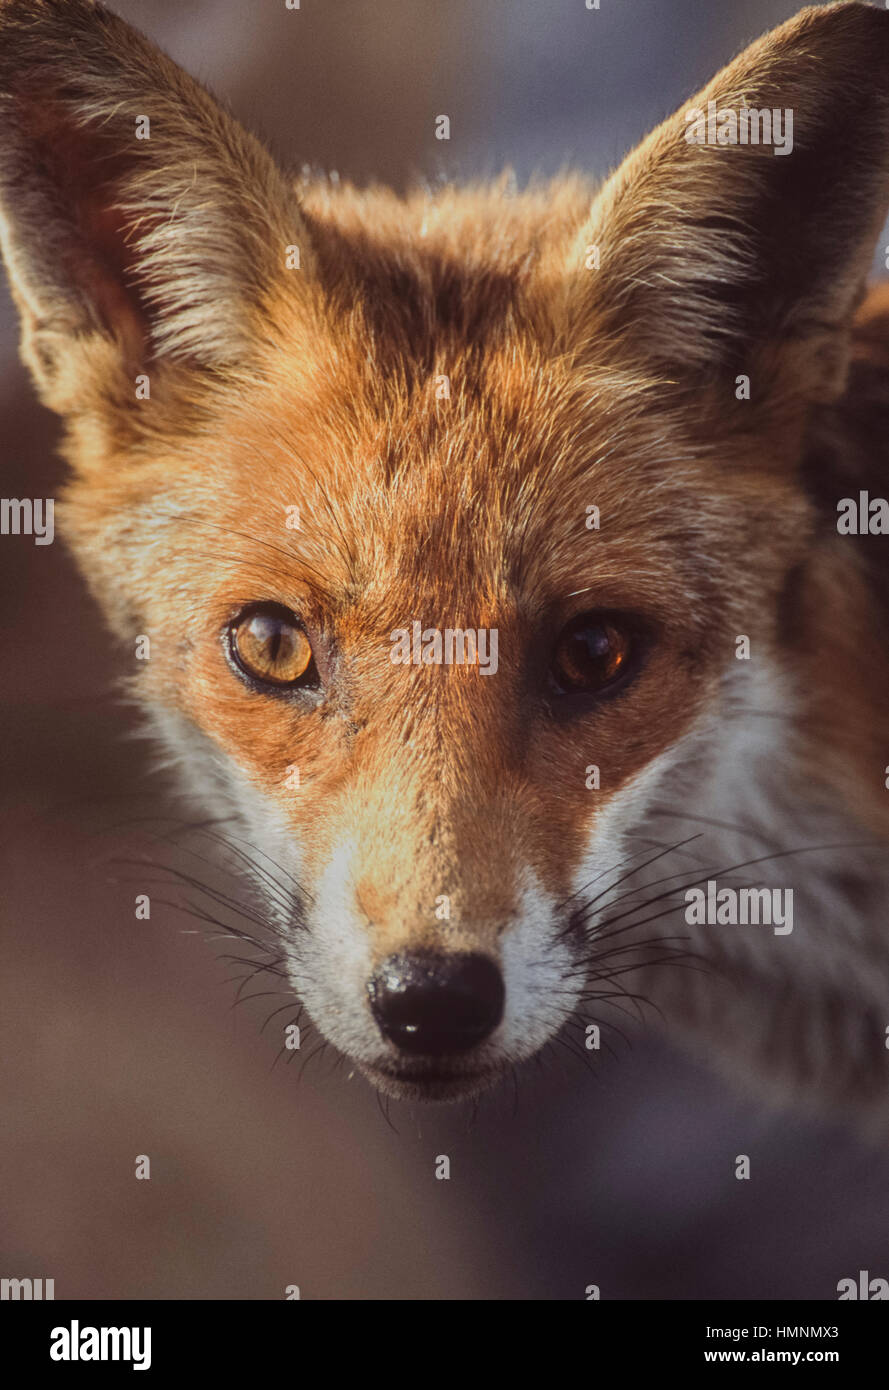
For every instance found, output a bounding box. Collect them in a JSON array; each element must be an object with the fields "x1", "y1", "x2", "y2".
[{"x1": 3, "y1": 1, "x2": 889, "y2": 1109}]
